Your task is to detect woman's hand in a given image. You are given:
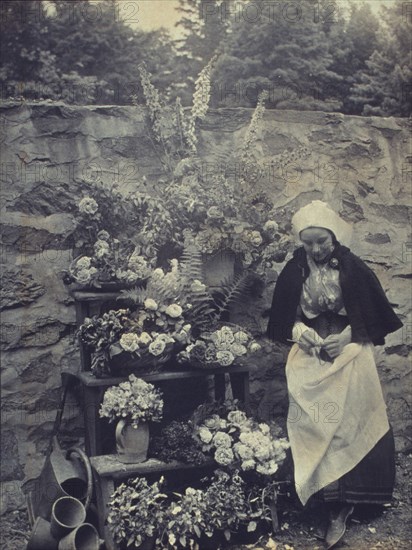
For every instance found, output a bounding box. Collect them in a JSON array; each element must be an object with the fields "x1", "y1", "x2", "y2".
[
  {"x1": 298, "y1": 328, "x2": 321, "y2": 355},
  {"x1": 322, "y1": 327, "x2": 352, "y2": 359}
]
